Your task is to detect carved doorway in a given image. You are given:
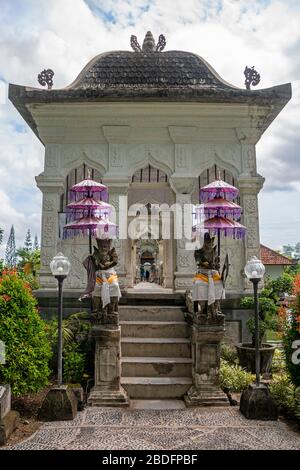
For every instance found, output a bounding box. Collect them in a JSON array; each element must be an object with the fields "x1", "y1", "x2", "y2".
[{"x1": 127, "y1": 165, "x2": 175, "y2": 289}]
